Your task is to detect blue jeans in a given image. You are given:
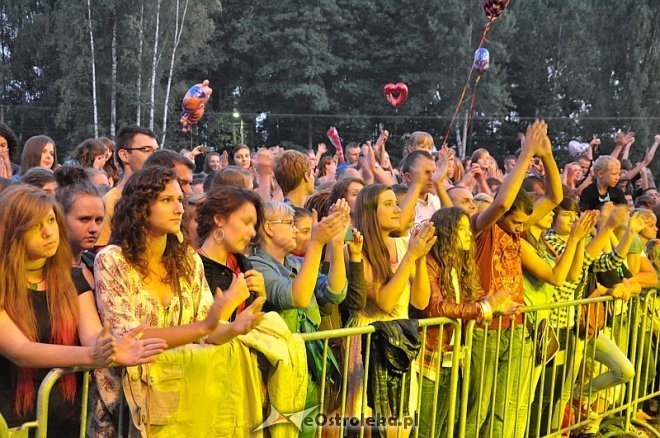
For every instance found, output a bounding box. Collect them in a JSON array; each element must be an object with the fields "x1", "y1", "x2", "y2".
[
  {"x1": 465, "y1": 325, "x2": 534, "y2": 438},
  {"x1": 578, "y1": 332, "x2": 634, "y2": 398},
  {"x1": 418, "y1": 369, "x2": 456, "y2": 438}
]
